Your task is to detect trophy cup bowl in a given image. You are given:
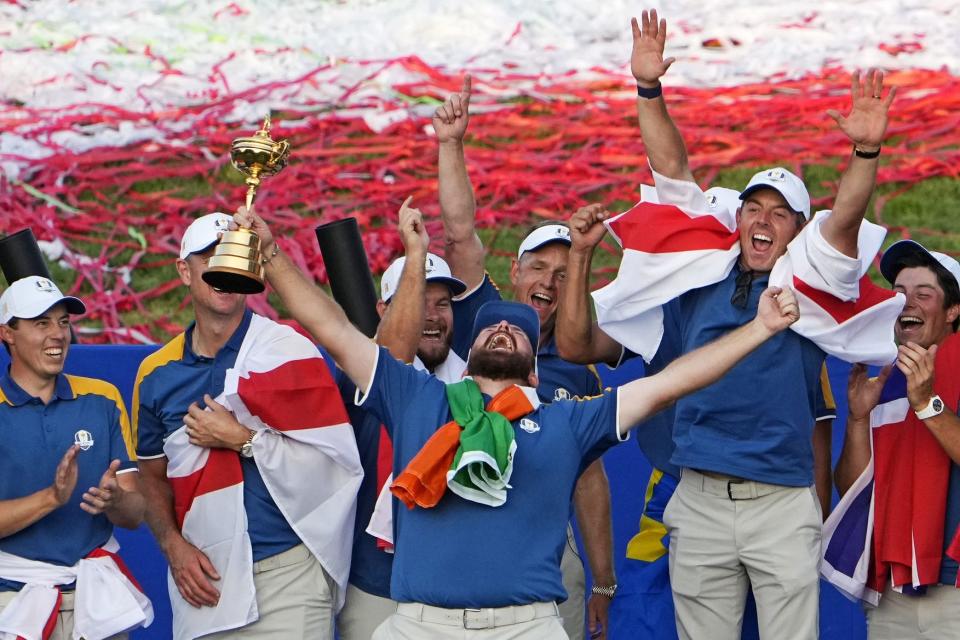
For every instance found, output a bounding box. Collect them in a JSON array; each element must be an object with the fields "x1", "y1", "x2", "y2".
[{"x1": 202, "y1": 116, "x2": 290, "y2": 294}]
